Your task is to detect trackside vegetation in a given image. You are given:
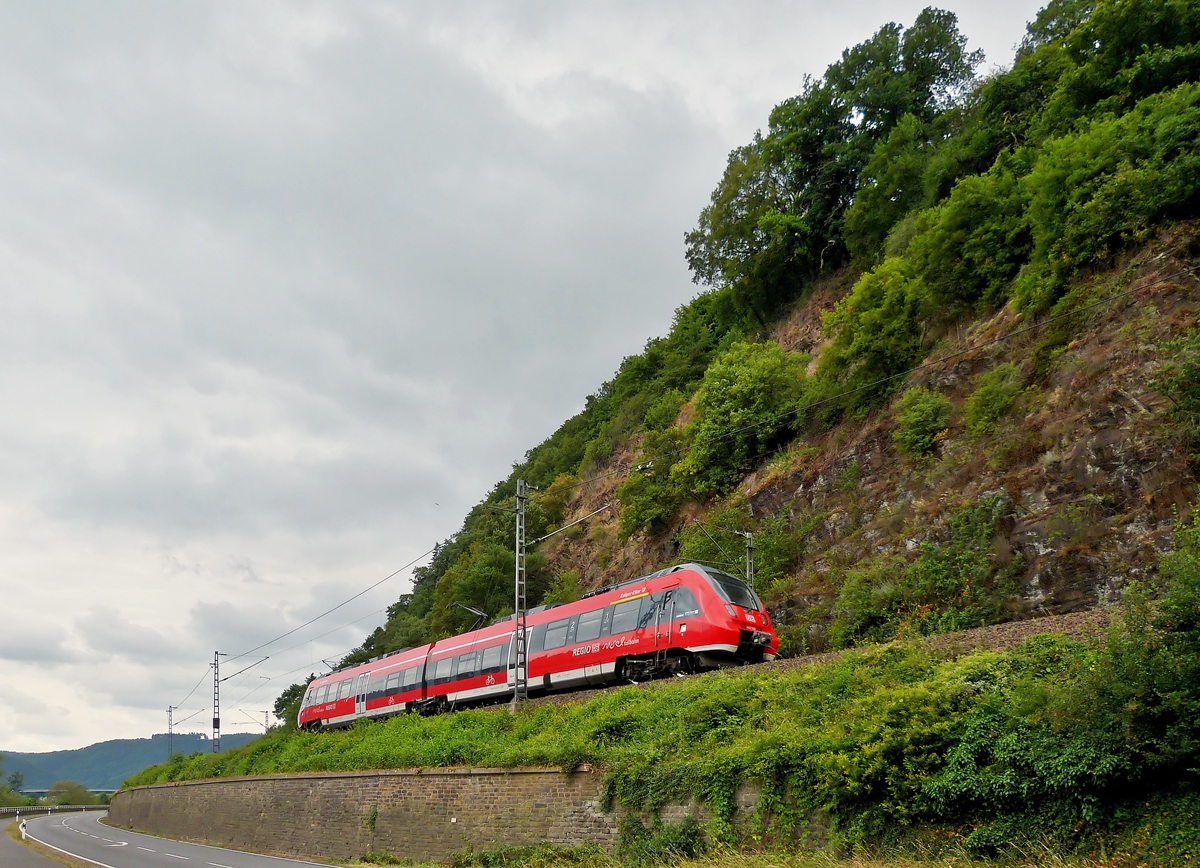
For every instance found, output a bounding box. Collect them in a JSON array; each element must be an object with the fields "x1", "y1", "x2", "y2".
[{"x1": 134, "y1": 510, "x2": 1200, "y2": 864}]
